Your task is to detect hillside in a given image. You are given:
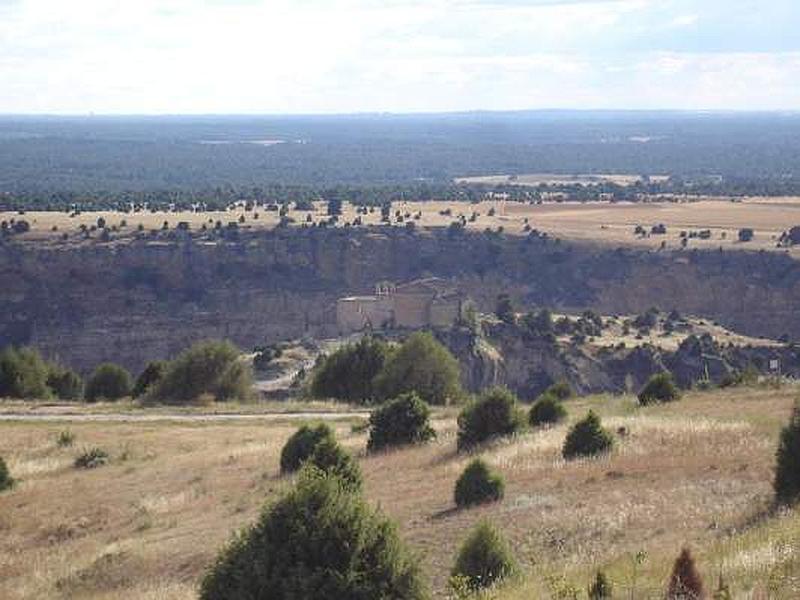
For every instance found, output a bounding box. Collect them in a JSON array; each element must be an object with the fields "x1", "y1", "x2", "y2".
[{"x1": 1, "y1": 384, "x2": 799, "y2": 598}]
